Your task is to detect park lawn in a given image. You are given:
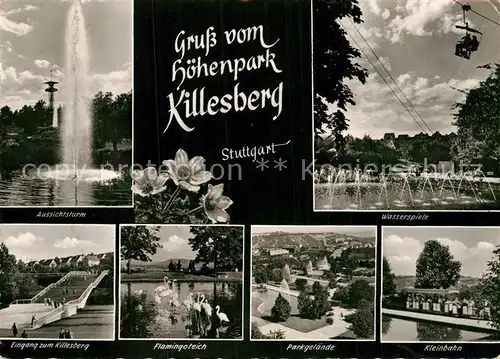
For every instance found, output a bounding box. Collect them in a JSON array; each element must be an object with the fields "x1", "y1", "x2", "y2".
[
  {"x1": 252, "y1": 292, "x2": 329, "y2": 333},
  {"x1": 121, "y1": 271, "x2": 242, "y2": 282},
  {"x1": 276, "y1": 314, "x2": 330, "y2": 333}
]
